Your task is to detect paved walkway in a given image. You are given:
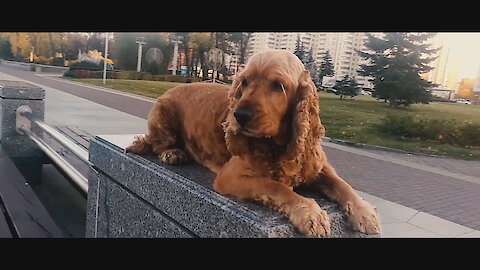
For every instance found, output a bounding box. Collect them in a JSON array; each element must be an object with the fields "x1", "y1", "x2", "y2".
[{"x1": 1, "y1": 63, "x2": 479, "y2": 238}]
